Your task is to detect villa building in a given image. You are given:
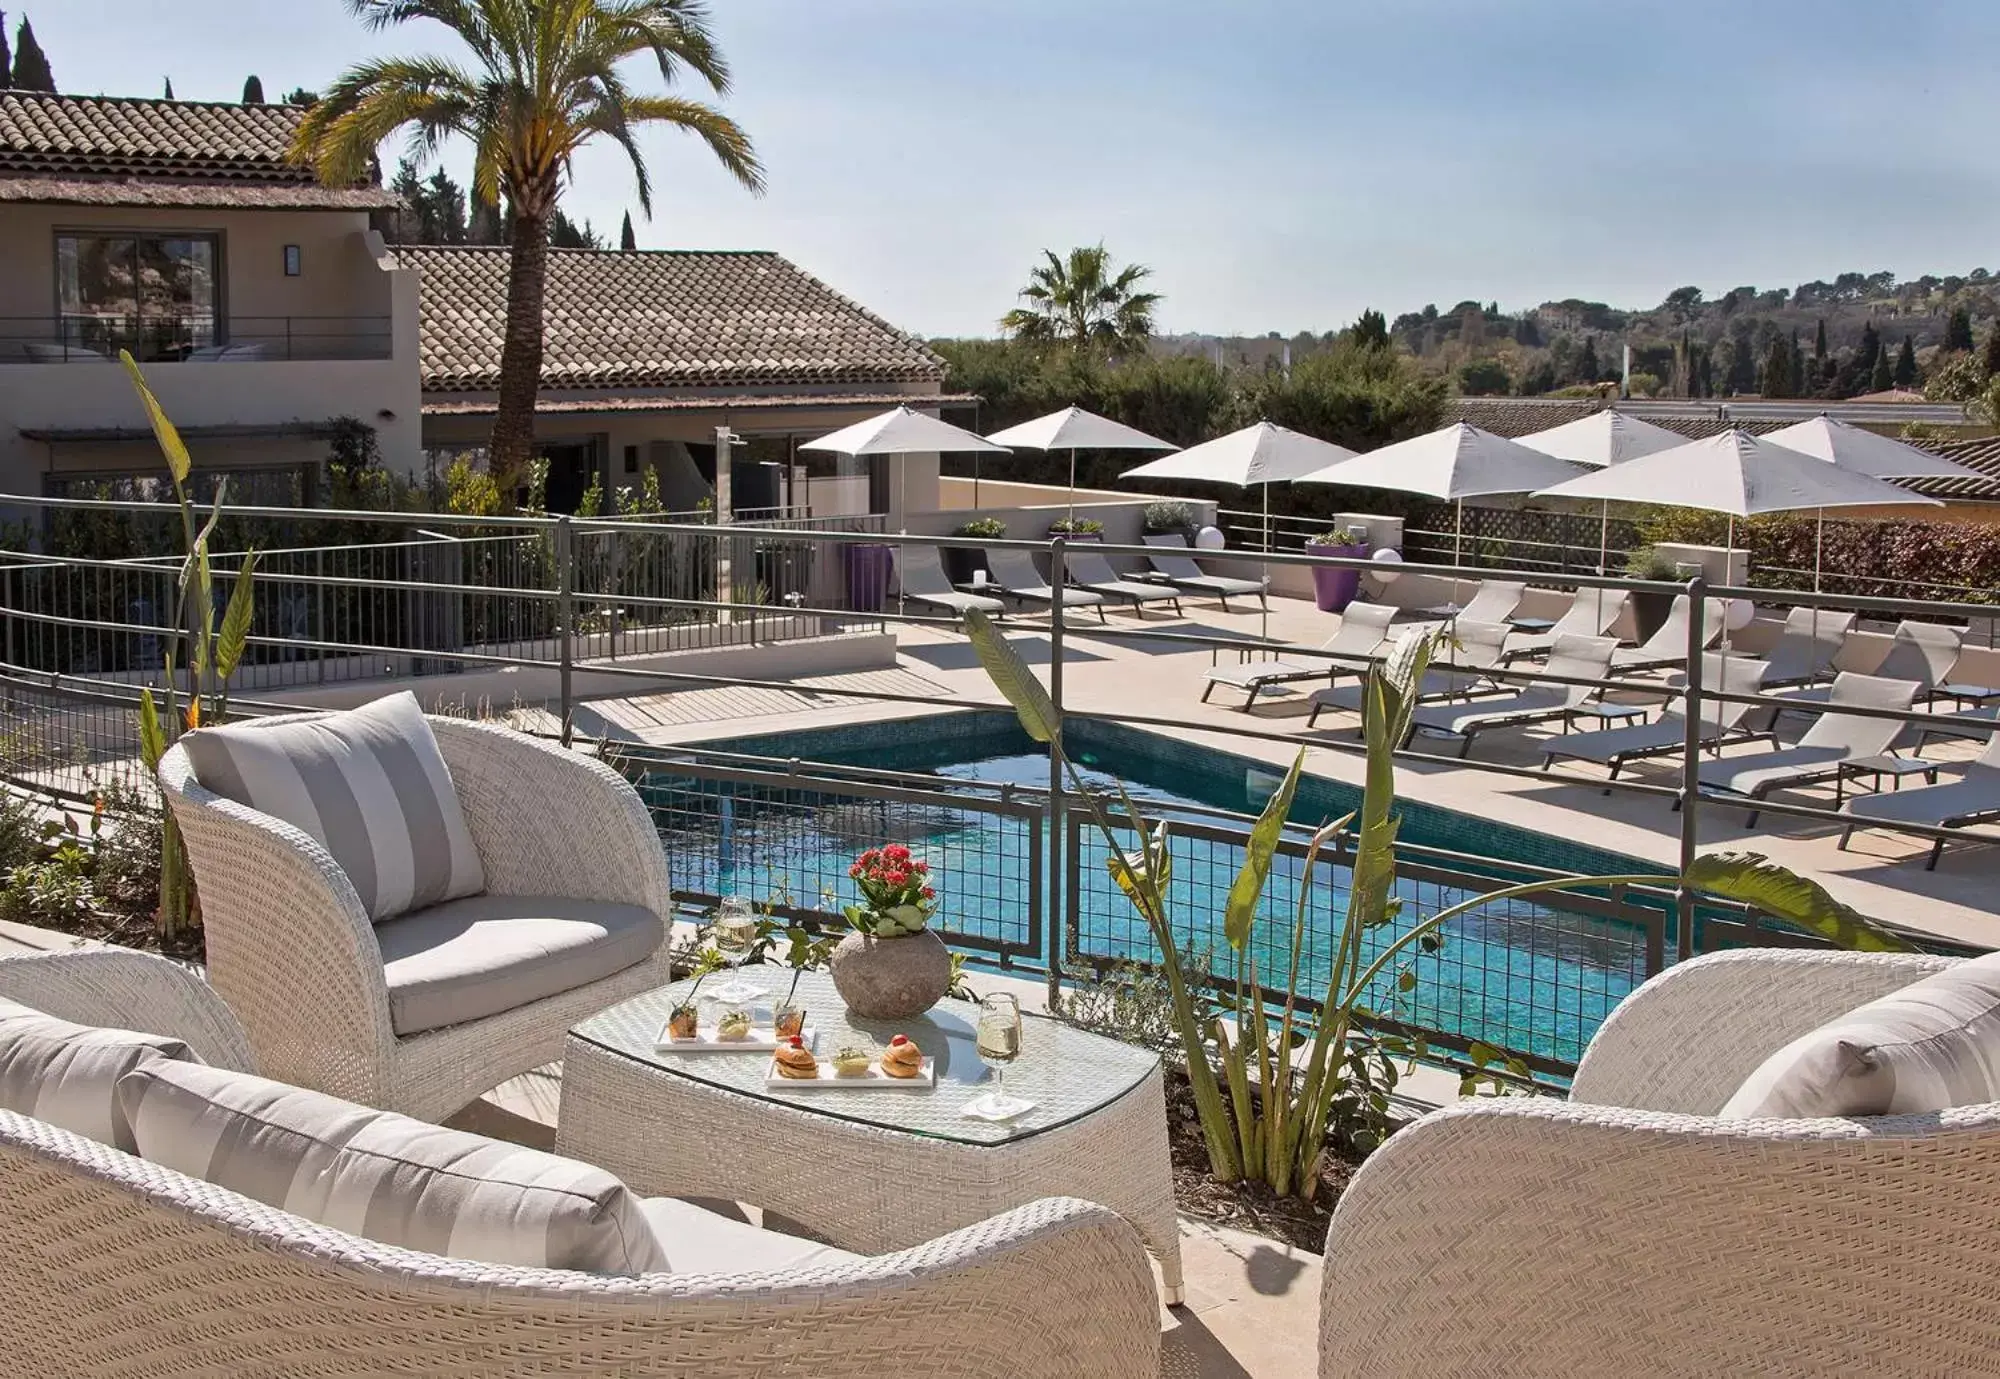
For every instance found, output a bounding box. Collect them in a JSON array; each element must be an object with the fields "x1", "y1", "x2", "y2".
[{"x1": 0, "y1": 91, "x2": 958, "y2": 519}]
